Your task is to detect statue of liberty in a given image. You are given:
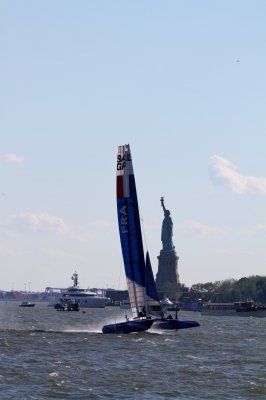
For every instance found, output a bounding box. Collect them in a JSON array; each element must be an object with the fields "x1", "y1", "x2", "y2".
[{"x1": 160, "y1": 197, "x2": 175, "y2": 251}]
